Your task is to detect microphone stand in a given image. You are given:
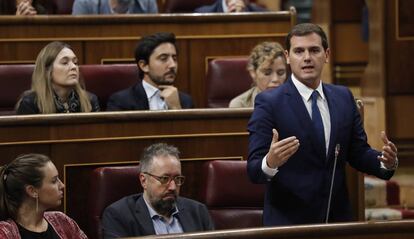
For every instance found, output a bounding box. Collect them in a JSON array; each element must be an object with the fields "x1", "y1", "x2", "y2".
[{"x1": 325, "y1": 144, "x2": 340, "y2": 223}]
